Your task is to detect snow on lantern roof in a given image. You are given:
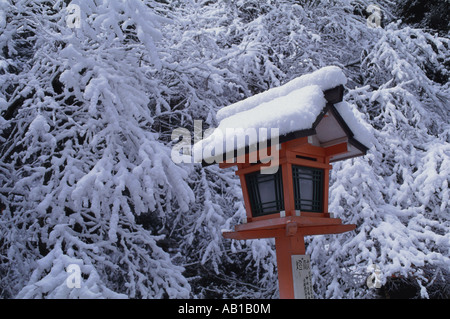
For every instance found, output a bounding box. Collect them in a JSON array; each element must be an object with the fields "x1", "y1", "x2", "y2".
[
  {"x1": 217, "y1": 84, "x2": 326, "y2": 138},
  {"x1": 216, "y1": 66, "x2": 348, "y2": 121},
  {"x1": 194, "y1": 66, "x2": 372, "y2": 164}
]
